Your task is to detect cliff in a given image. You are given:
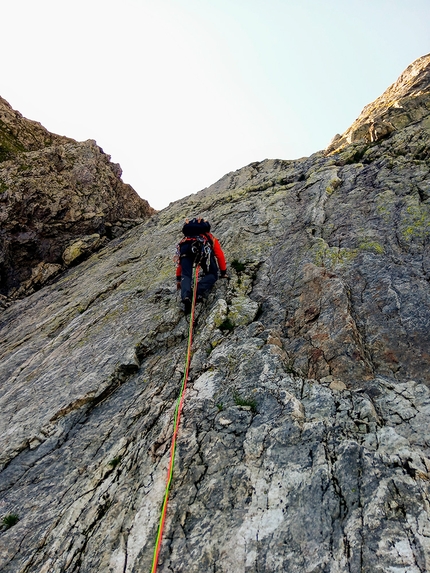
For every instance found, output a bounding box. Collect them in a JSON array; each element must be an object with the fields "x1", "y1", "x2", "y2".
[
  {"x1": 0, "y1": 55, "x2": 429, "y2": 572},
  {"x1": 0, "y1": 96, "x2": 154, "y2": 299}
]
